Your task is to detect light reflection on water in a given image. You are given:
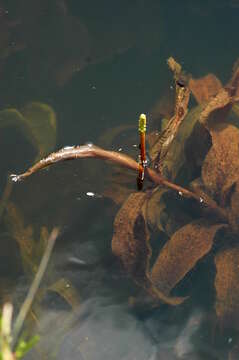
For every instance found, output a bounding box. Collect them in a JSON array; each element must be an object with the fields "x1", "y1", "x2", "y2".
[{"x1": 0, "y1": 0, "x2": 239, "y2": 359}]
